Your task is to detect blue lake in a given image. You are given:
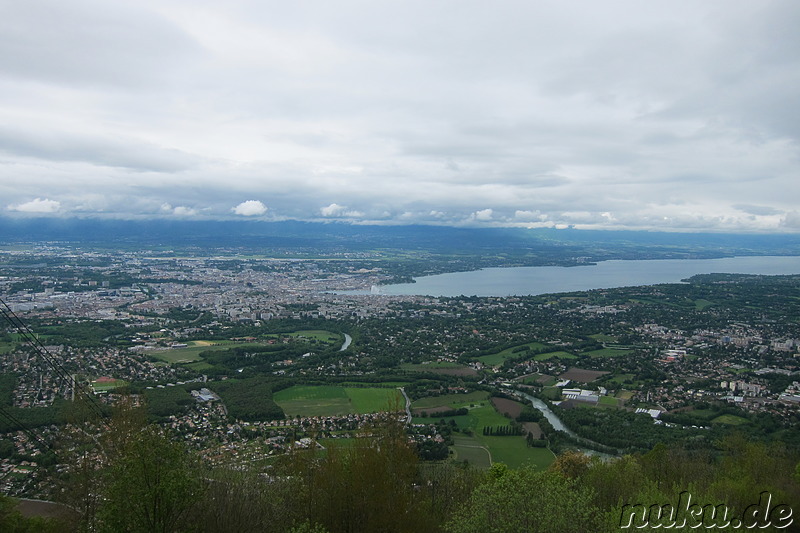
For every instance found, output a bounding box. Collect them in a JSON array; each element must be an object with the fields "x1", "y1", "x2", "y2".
[{"x1": 367, "y1": 256, "x2": 800, "y2": 297}]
